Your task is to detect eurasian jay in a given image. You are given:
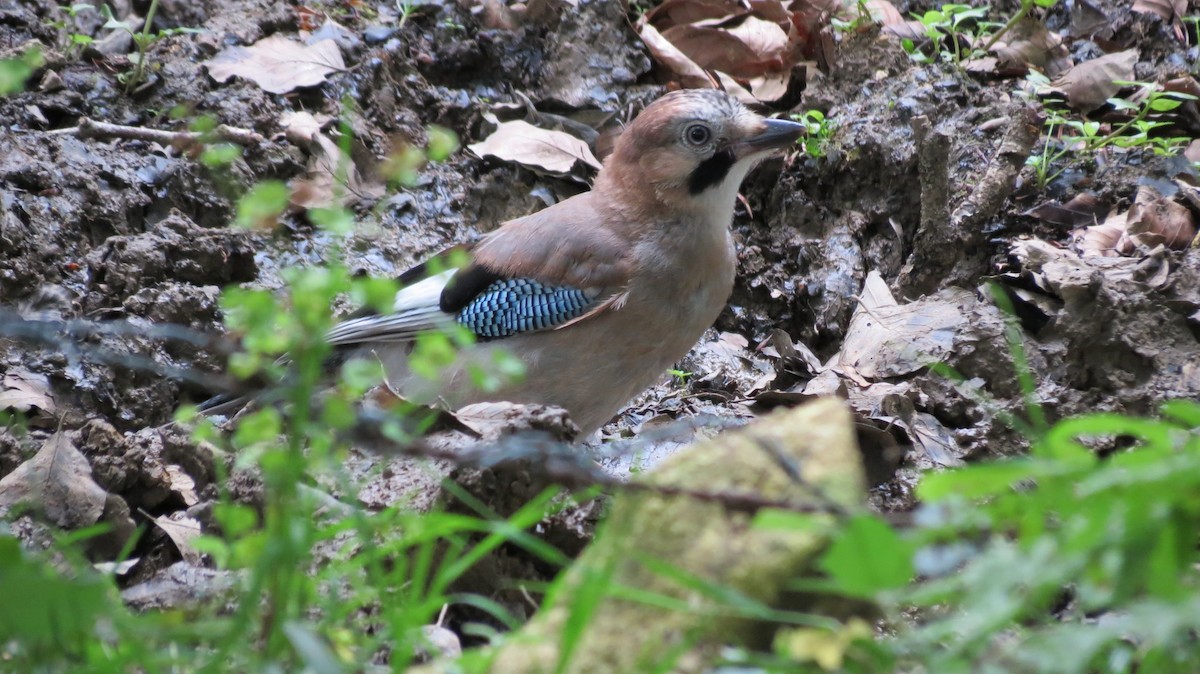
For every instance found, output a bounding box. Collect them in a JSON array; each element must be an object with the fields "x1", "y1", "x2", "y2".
[{"x1": 302, "y1": 90, "x2": 802, "y2": 435}]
